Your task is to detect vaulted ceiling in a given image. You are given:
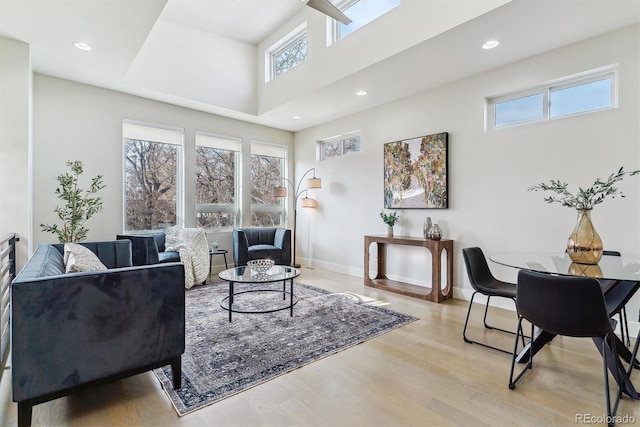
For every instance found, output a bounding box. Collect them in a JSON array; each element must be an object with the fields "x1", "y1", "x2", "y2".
[{"x1": 0, "y1": 0, "x2": 638, "y2": 131}]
